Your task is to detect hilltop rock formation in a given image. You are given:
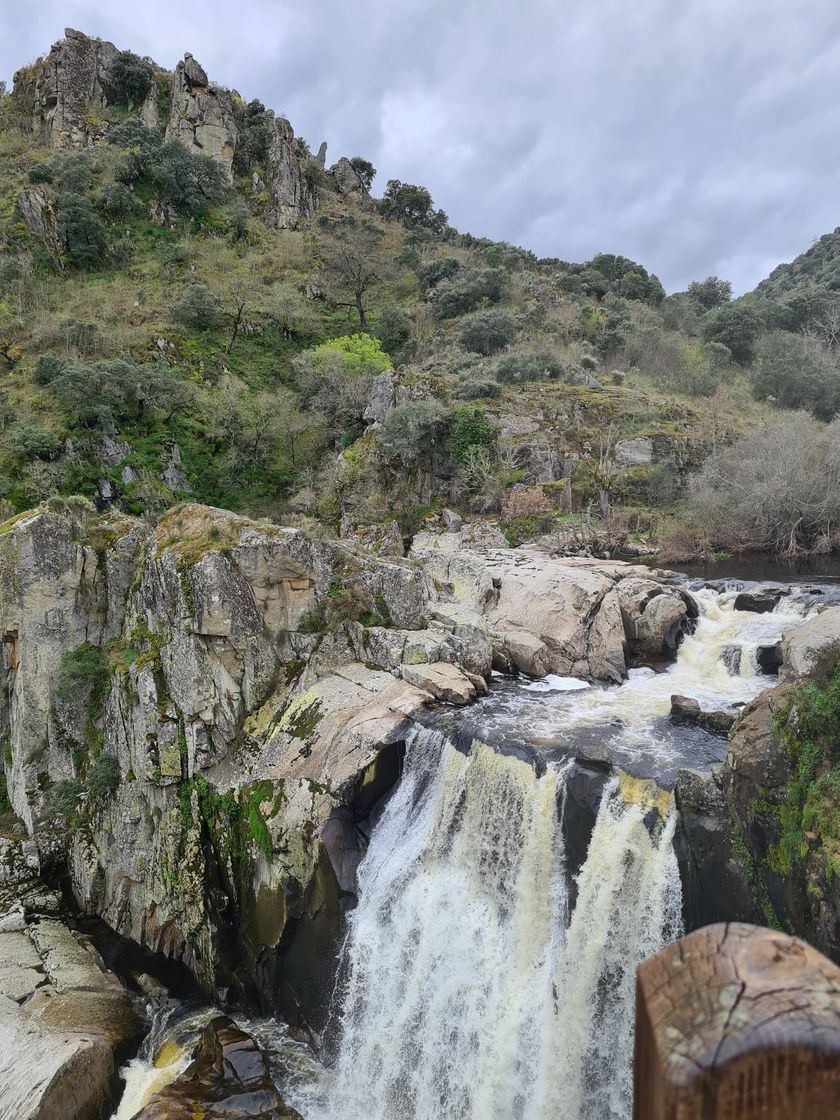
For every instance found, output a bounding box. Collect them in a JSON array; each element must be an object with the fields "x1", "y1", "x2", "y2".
[
  {"x1": 166, "y1": 53, "x2": 238, "y2": 181},
  {"x1": 10, "y1": 30, "x2": 320, "y2": 229},
  {"x1": 11, "y1": 28, "x2": 158, "y2": 149},
  {"x1": 262, "y1": 116, "x2": 318, "y2": 229}
]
